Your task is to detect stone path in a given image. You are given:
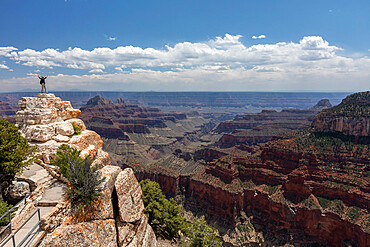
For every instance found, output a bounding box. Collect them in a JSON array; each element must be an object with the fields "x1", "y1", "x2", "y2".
[
  {"x1": 0, "y1": 164, "x2": 65, "y2": 247},
  {"x1": 22, "y1": 164, "x2": 53, "y2": 186}
]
